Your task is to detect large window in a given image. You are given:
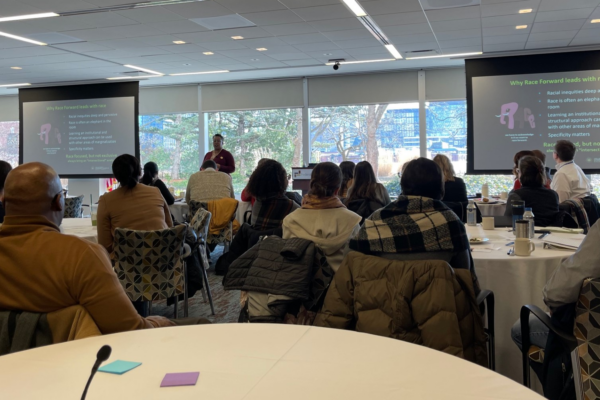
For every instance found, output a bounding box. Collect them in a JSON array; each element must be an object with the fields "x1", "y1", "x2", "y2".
[
  {"x1": 207, "y1": 108, "x2": 302, "y2": 194},
  {"x1": 310, "y1": 103, "x2": 420, "y2": 197},
  {"x1": 139, "y1": 113, "x2": 199, "y2": 192},
  {"x1": 0, "y1": 121, "x2": 19, "y2": 167}
]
